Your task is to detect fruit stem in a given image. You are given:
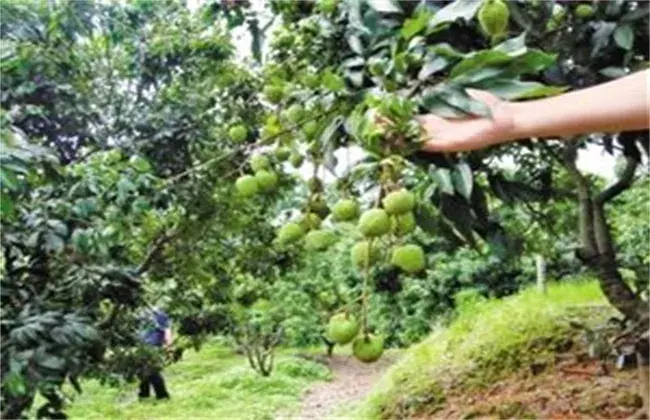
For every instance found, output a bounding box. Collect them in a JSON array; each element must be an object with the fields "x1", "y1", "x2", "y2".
[{"x1": 361, "y1": 238, "x2": 371, "y2": 335}]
